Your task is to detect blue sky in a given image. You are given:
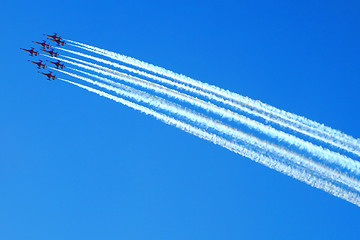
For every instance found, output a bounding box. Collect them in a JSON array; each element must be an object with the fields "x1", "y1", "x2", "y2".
[{"x1": 1, "y1": 0, "x2": 360, "y2": 239}]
